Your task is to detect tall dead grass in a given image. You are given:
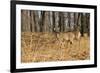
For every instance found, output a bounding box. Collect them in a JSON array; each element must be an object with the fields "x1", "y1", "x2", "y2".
[{"x1": 21, "y1": 32, "x2": 90, "y2": 63}]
